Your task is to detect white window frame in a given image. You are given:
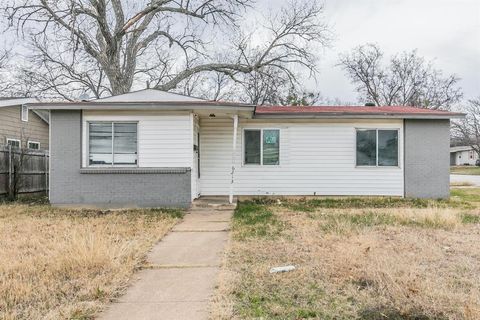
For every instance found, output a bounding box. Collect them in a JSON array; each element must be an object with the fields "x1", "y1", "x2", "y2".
[
  {"x1": 355, "y1": 128, "x2": 400, "y2": 168},
  {"x1": 27, "y1": 141, "x2": 40, "y2": 150},
  {"x1": 21, "y1": 105, "x2": 28, "y2": 122},
  {"x1": 6, "y1": 138, "x2": 21, "y2": 148},
  {"x1": 243, "y1": 128, "x2": 281, "y2": 166},
  {"x1": 87, "y1": 121, "x2": 139, "y2": 167}
]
